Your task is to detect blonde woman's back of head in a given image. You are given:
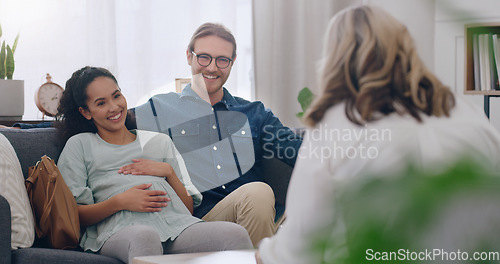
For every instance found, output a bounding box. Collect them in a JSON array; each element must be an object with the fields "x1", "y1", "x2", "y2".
[{"x1": 305, "y1": 5, "x2": 455, "y2": 127}]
